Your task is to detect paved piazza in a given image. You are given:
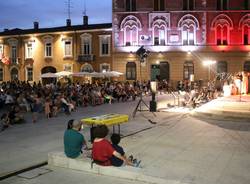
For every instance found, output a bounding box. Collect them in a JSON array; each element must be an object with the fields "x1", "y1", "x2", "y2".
[{"x1": 0, "y1": 94, "x2": 250, "y2": 184}]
